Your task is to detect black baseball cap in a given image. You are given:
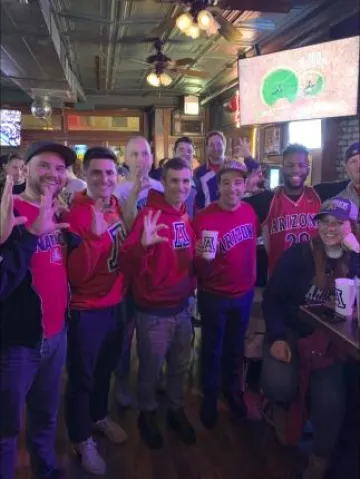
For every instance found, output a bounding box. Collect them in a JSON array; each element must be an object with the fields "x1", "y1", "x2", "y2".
[
  {"x1": 83, "y1": 147, "x2": 117, "y2": 164},
  {"x1": 24, "y1": 141, "x2": 77, "y2": 167},
  {"x1": 345, "y1": 142, "x2": 360, "y2": 162}
]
